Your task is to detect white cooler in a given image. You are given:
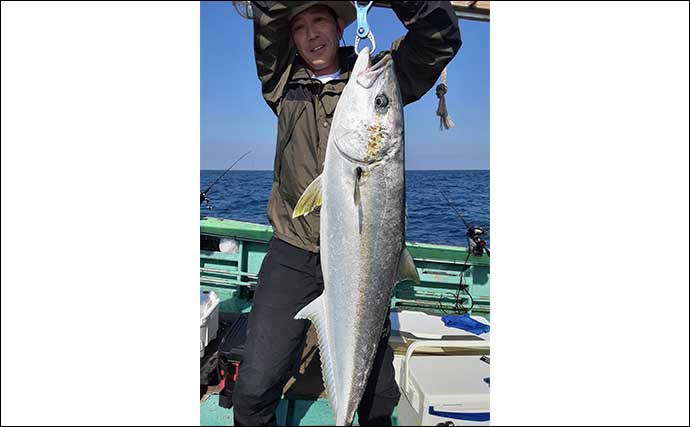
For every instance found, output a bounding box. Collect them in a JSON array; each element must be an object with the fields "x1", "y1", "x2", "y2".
[
  {"x1": 398, "y1": 332, "x2": 490, "y2": 426},
  {"x1": 200, "y1": 290, "x2": 220, "y2": 357},
  {"x1": 389, "y1": 311, "x2": 490, "y2": 389}
]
